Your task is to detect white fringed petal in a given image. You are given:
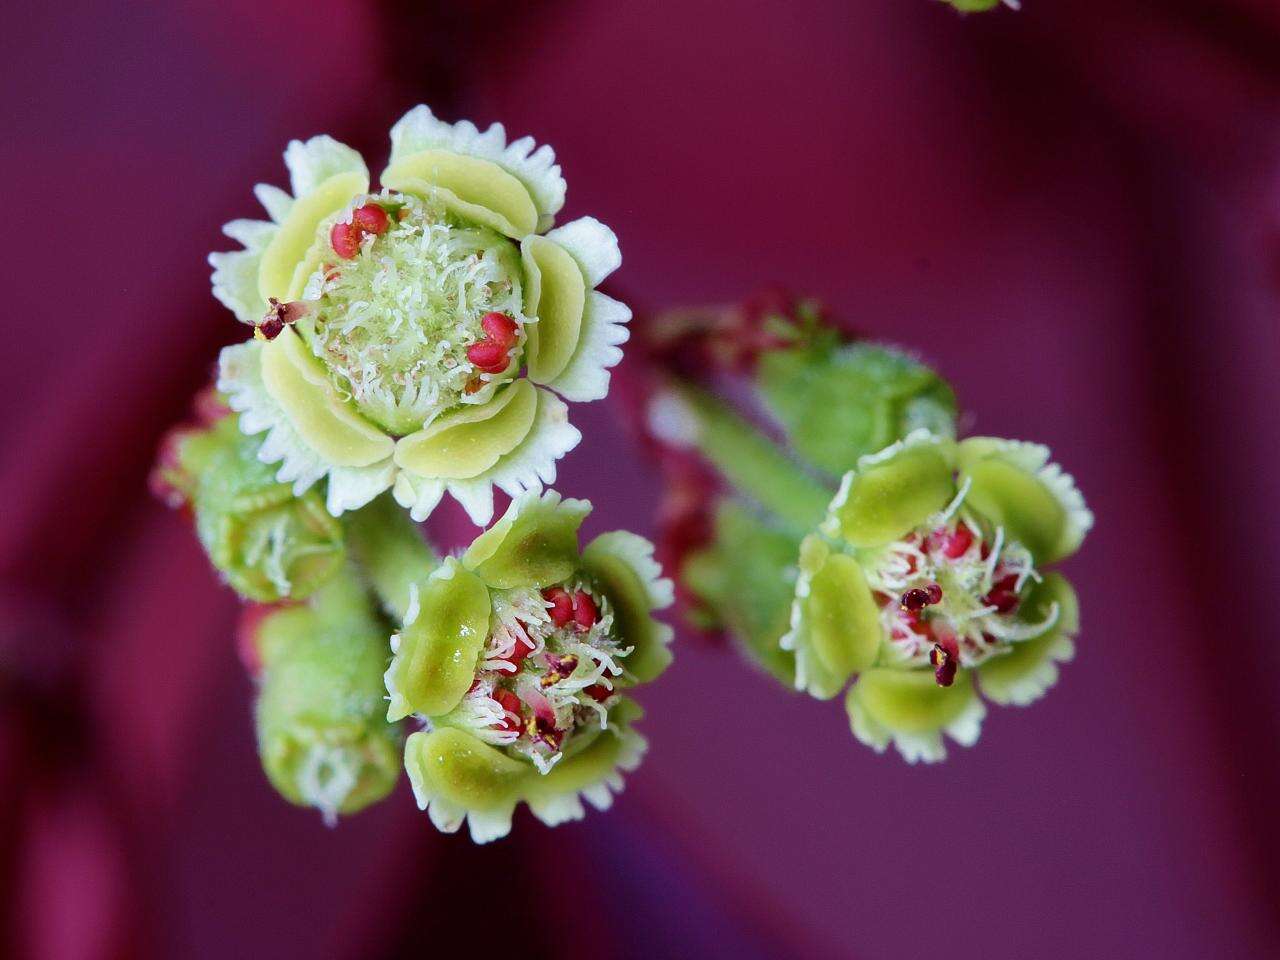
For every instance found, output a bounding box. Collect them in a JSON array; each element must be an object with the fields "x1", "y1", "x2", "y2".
[
  {"x1": 846, "y1": 682, "x2": 986, "y2": 764},
  {"x1": 393, "y1": 388, "x2": 581, "y2": 526},
  {"x1": 217, "y1": 340, "x2": 395, "y2": 514},
  {"x1": 253, "y1": 183, "x2": 295, "y2": 224},
  {"x1": 543, "y1": 217, "x2": 621, "y2": 286},
  {"x1": 283, "y1": 134, "x2": 369, "y2": 199},
  {"x1": 981, "y1": 633, "x2": 1075, "y2": 707},
  {"x1": 209, "y1": 247, "x2": 269, "y2": 325},
  {"x1": 525, "y1": 727, "x2": 646, "y2": 829},
  {"x1": 583, "y1": 531, "x2": 675, "y2": 611},
  {"x1": 387, "y1": 104, "x2": 566, "y2": 229},
  {"x1": 546, "y1": 291, "x2": 631, "y2": 403}
]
